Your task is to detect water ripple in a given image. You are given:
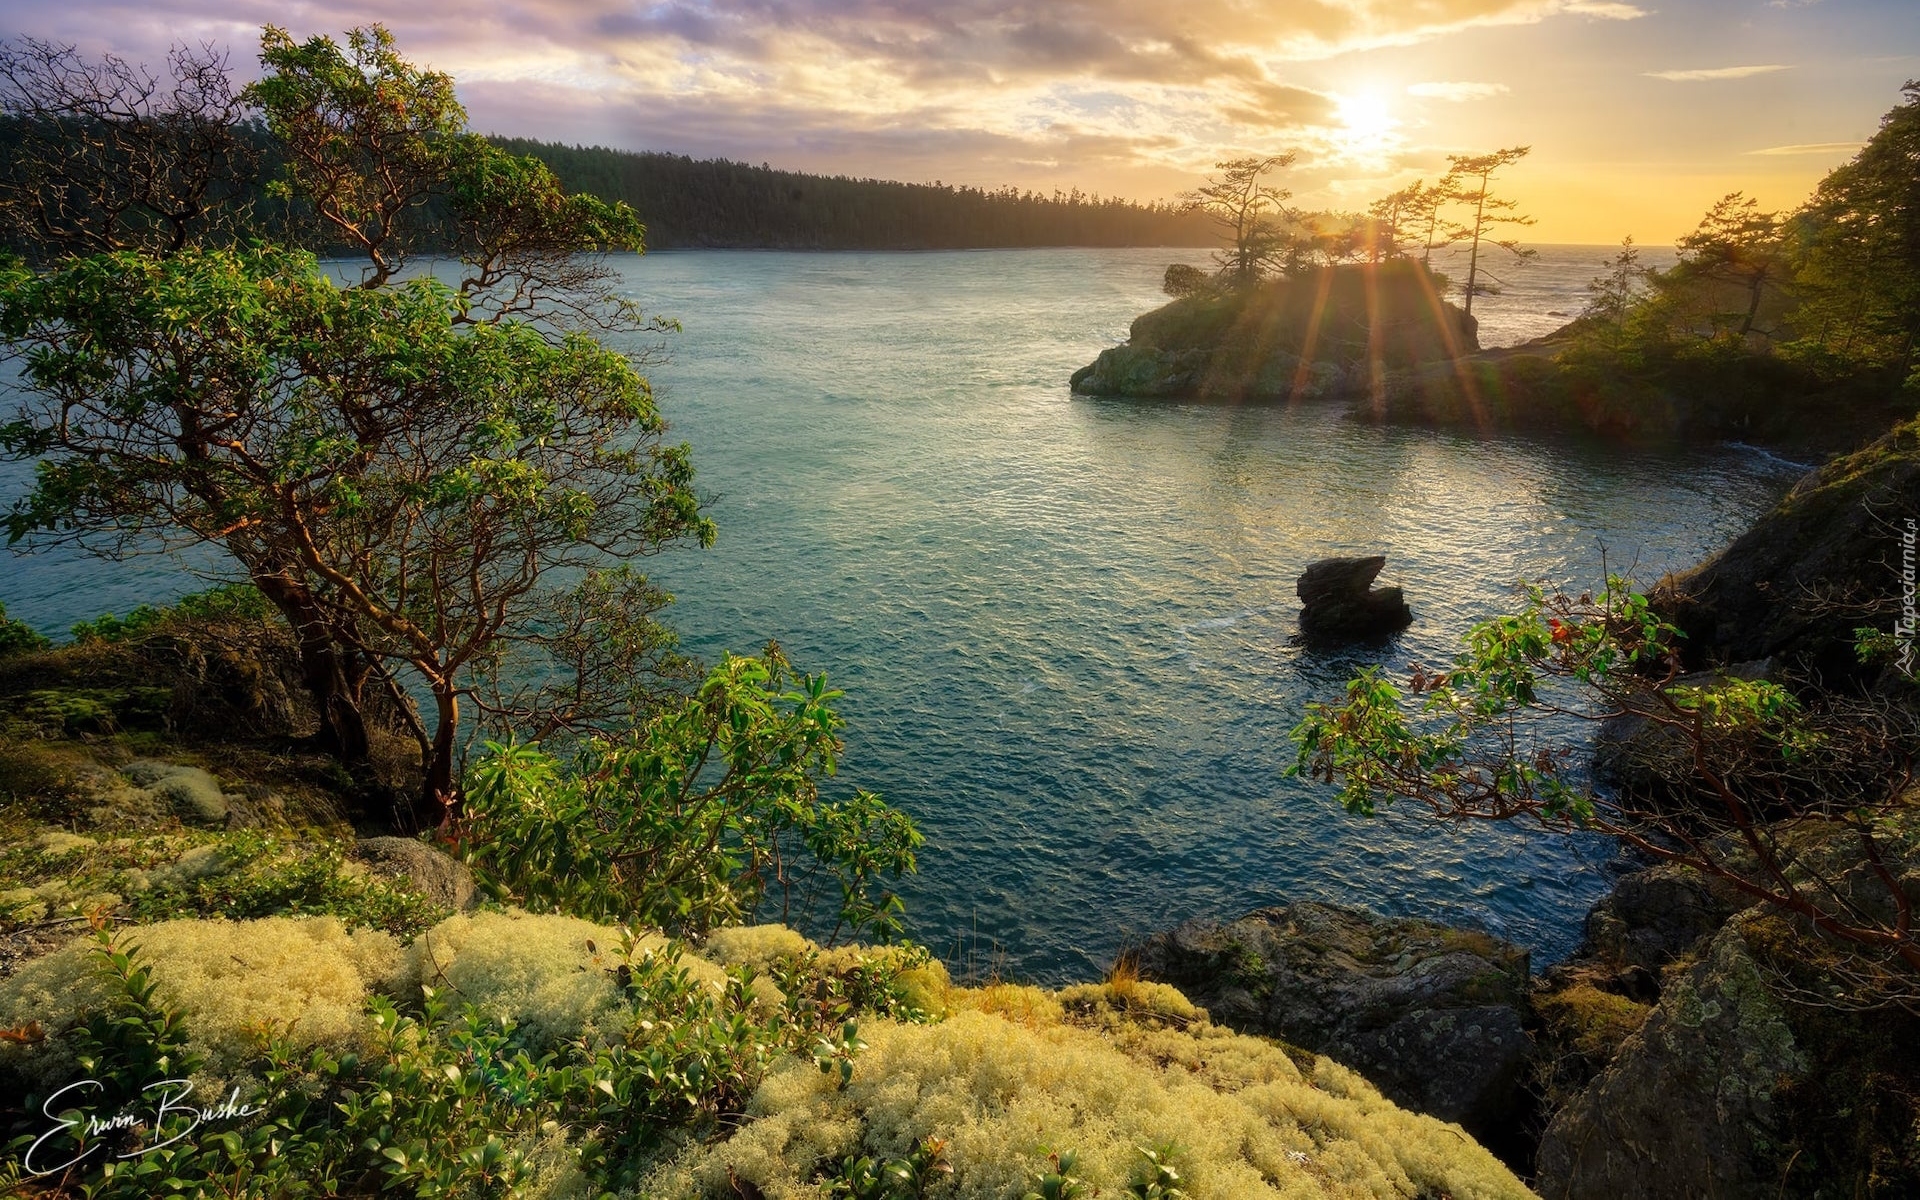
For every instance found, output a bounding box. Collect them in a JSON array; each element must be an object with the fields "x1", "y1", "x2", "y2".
[{"x1": 1, "y1": 247, "x2": 1795, "y2": 984}]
